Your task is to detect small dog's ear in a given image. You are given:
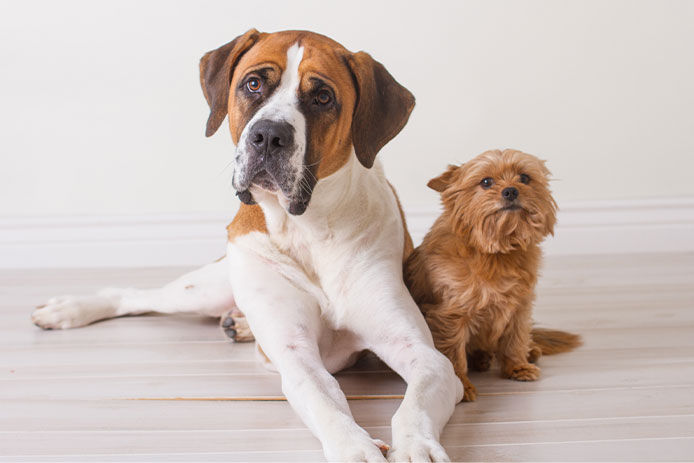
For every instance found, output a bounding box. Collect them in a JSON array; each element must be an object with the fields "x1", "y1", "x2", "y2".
[
  {"x1": 427, "y1": 164, "x2": 459, "y2": 192},
  {"x1": 200, "y1": 29, "x2": 261, "y2": 137},
  {"x1": 344, "y1": 51, "x2": 416, "y2": 168}
]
